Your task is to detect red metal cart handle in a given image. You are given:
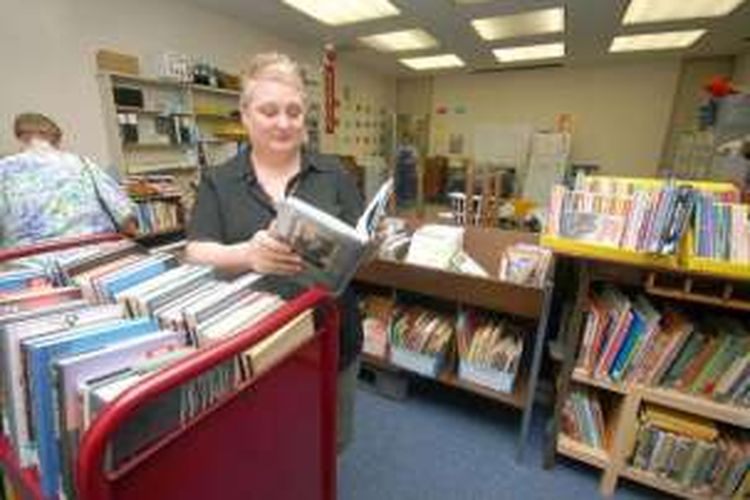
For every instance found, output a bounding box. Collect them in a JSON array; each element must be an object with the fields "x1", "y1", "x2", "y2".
[
  {"x1": 0, "y1": 233, "x2": 122, "y2": 262},
  {"x1": 76, "y1": 285, "x2": 339, "y2": 500}
]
